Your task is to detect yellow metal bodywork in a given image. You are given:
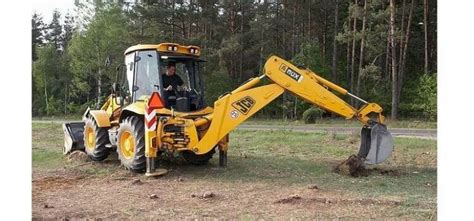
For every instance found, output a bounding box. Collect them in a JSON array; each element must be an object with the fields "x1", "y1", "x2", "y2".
[
  {"x1": 264, "y1": 56, "x2": 356, "y2": 119},
  {"x1": 124, "y1": 43, "x2": 201, "y2": 57},
  {"x1": 121, "y1": 99, "x2": 213, "y2": 118},
  {"x1": 191, "y1": 83, "x2": 284, "y2": 154},
  {"x1": 88, "y1": 110, "x2": 111, "y2": 128},
  {"x1": 81, "y1": 44, "x2": 388, "y2": 166},
  {"x1": 100, "y1": 95, "x2": 121, "y2": 117},
  {"x1": 183, "y1": 55, "x2": 387, "y2": 155}
]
